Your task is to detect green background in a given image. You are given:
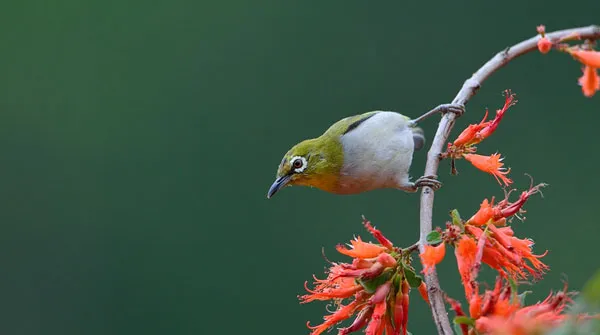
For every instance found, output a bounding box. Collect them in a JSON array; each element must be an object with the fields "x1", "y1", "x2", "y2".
[{"x1": 0, "y1": 1, "x2": 599, "y2": 334}]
